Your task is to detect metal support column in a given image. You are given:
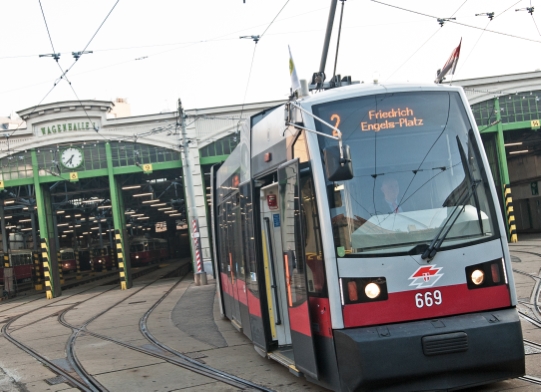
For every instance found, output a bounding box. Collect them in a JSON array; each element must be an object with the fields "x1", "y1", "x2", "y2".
[
  {"x1": 106, "y1": 142, "x2": 132, "y2": 289},
  {"x1": 1, "y1": 206, "x2": 8, "y2": 268},
  {"x1": 32, "y1": 149, "x2": 61, "y2": 298},
  {"x1": 494, "y1": 98, "x2": 517, "y2": 243},
  {"x1": 31, "y1": 208, "x2": 43, "y2": 289},
  {"x1": 179, "y1": 98, "x2": 207, "y2": 285}
]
